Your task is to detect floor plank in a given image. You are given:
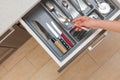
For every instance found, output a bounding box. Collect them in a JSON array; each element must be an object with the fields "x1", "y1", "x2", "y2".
[
  {"x1": 26, "y1": 45, "x2": 51, "y2": 70},
  {"x1": 88, "y1": 32, "x2": 120, "y2": 66},
  {"x1": 1, "y1": 58, "x2": 36, "y2": 80},
  {"x1": 56, "y1": 54, "x2": 99, "y2": 80},
  {"x1": 1, "y1": 38, "x2": 38, "y2": 71},
  {"x1": 88, "y1": 50, "x2": 120, "y2": 80},
  {"x1": 0, "y1": 65, "x2": 7, "y2": 79},
  {"x1": 29, "y1": 59, "x2": 60, "y2": 80},
  {"x1": 1, "y1": 32, "x2": 120, "y2": 80}
]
